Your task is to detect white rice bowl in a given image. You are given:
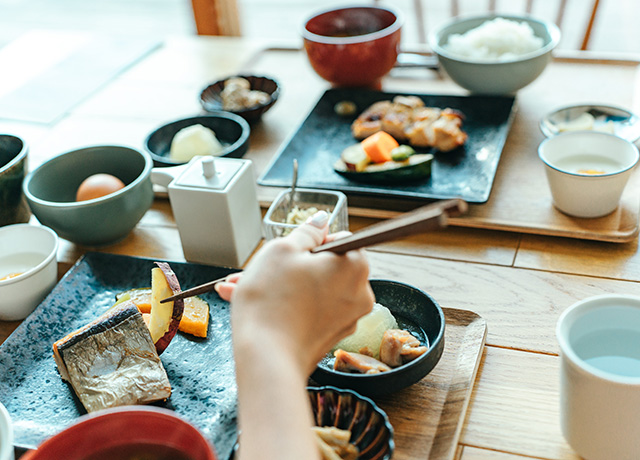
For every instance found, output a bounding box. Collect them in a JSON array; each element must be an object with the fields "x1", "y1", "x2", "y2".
[{"x1": 444, "y1": 17, "x2": 544, "y2": 61}]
